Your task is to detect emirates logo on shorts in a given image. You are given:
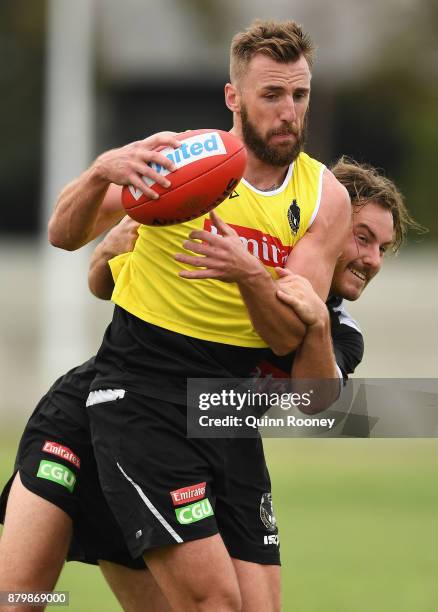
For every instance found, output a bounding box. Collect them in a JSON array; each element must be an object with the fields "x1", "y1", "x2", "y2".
[
  {"x1": 42, "y1": 441, "x2": 81, "y2": 469},
  {"x1": 170, "y1": 482, "x2": 206, "y2": 507}
]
